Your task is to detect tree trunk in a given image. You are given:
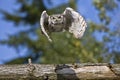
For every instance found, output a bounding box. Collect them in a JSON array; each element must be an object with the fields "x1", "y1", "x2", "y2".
[{"x1": 0, "y1": 63, "x2": 120, "y2": 80}]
